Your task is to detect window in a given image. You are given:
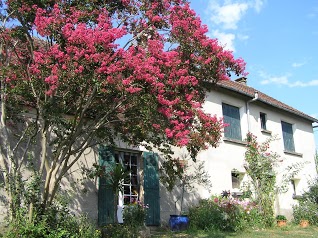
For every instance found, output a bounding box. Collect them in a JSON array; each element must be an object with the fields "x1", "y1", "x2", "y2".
[
  {"x1": 291, "y1": 179, "x2": 301, "y2": 198},
  {"x1": 231, "y1": 171, "x2": 244, "y2": 197},
  {"x1": 222, "y1": 103, "x2": 242, "y2": 140},
  {"x1": 114, "y1": 151, "x2": 139, "y2": 205},
  {"x1": 281, "y1": 121, "x2": 295, "y2": 152},
  {"x1": 260, "y1": 112, "x2": 267, "y2": 130},
  {"x1": 231, "y1": 171, "x2": 244, "y2": 189},
  {"x1": 231, "y1": 172, "x2": 242, "y2": 189}
]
